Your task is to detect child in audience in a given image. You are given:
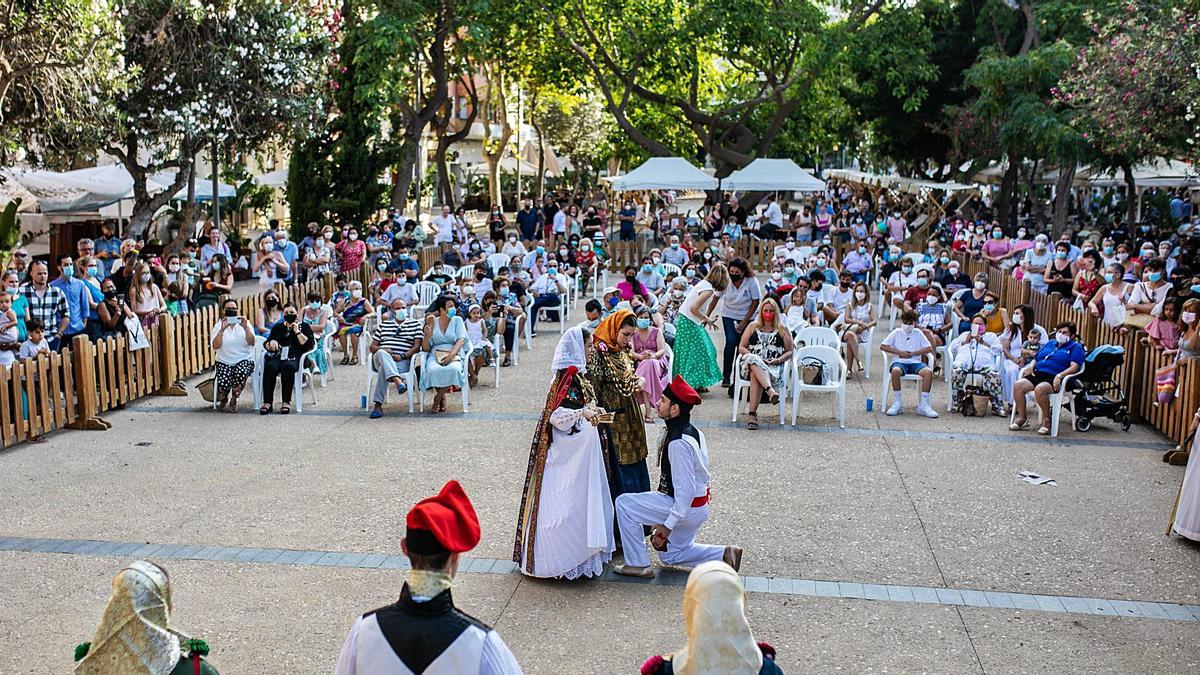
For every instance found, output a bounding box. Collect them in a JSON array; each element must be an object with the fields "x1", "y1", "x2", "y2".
[
  {"x1": 166, "y1": 281, "x2": 190, "y2": 316},
  {"x1": 19, "y1": 318, "x2": 49, "y2": 362},
  {"x1": 0, "y1": 292, "x2": 18, "y2": 368},
  {"x1": 880, "y1": 310, "x2": 939, "y2": 418}
]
